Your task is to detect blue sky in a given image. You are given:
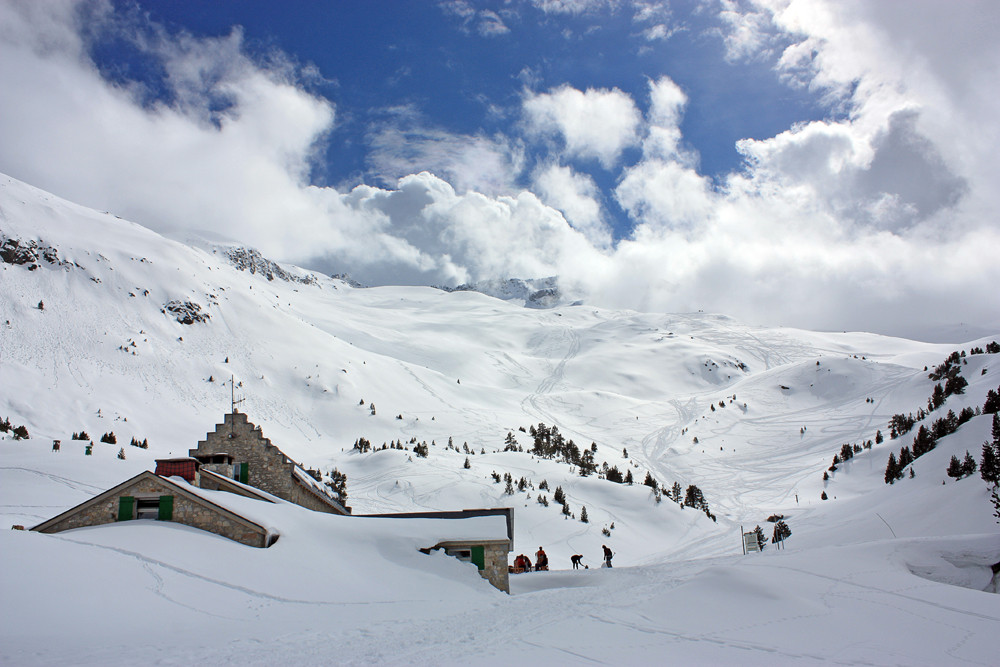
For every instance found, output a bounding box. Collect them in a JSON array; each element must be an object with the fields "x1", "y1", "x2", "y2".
[
  {"x1": 1, "y1": 0, "x2": 998, "y2": 340},
  {"x1": 107, "y1": 0, "x2": 829, "y2": 239}
]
